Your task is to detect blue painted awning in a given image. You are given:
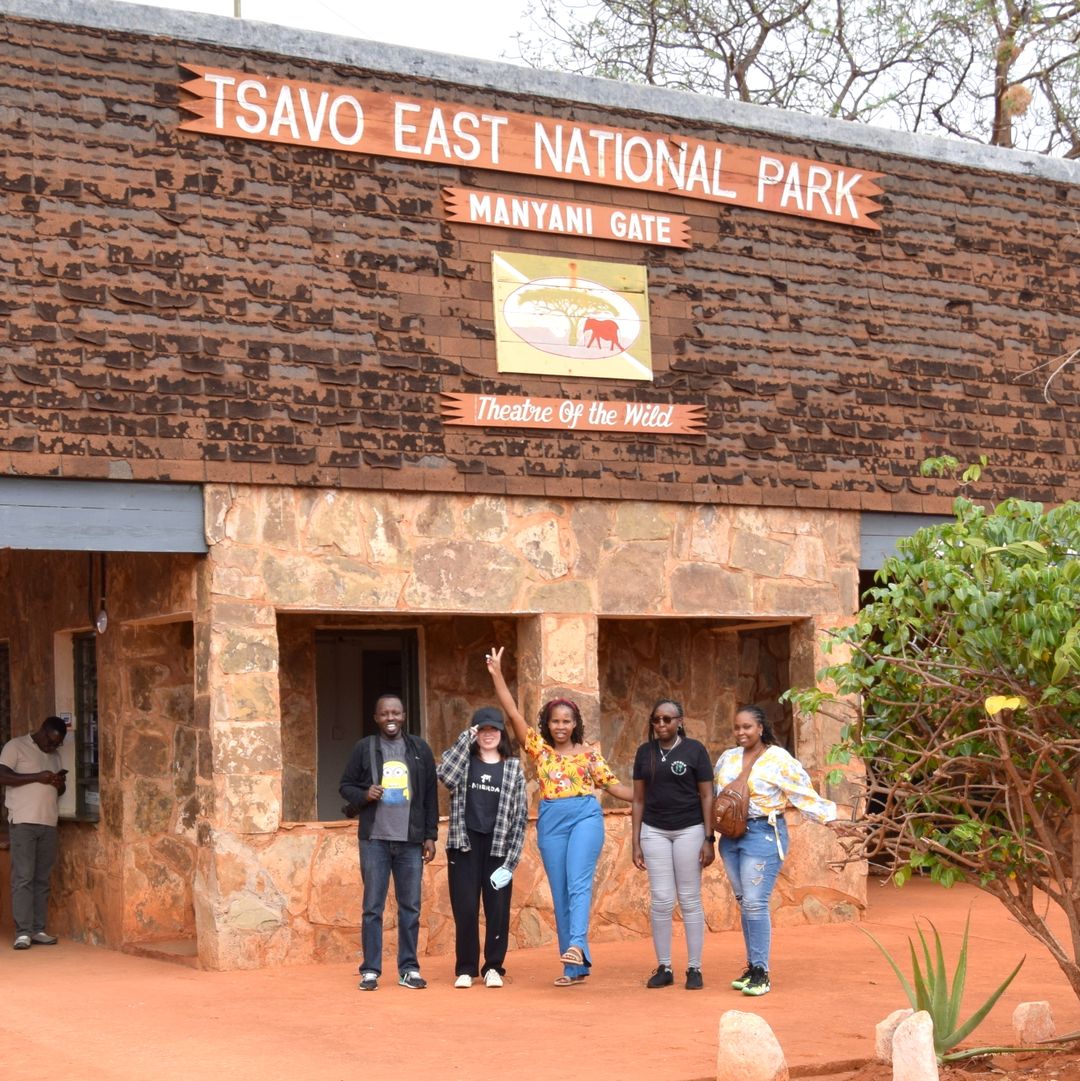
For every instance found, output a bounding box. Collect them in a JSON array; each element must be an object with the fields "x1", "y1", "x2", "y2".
[{"x1": 0, "y1": 478, "x2": 207, "y2": 553}]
